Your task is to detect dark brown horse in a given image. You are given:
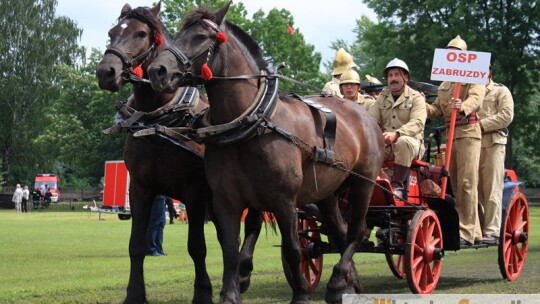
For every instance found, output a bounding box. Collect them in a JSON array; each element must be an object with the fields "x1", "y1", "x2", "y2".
[
  {"x1": 96, "y1": 2, "x2": 263, "y2": 303},
  {"x1": 148, "y1": 3, "x2": 384, "y2": 304}
]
